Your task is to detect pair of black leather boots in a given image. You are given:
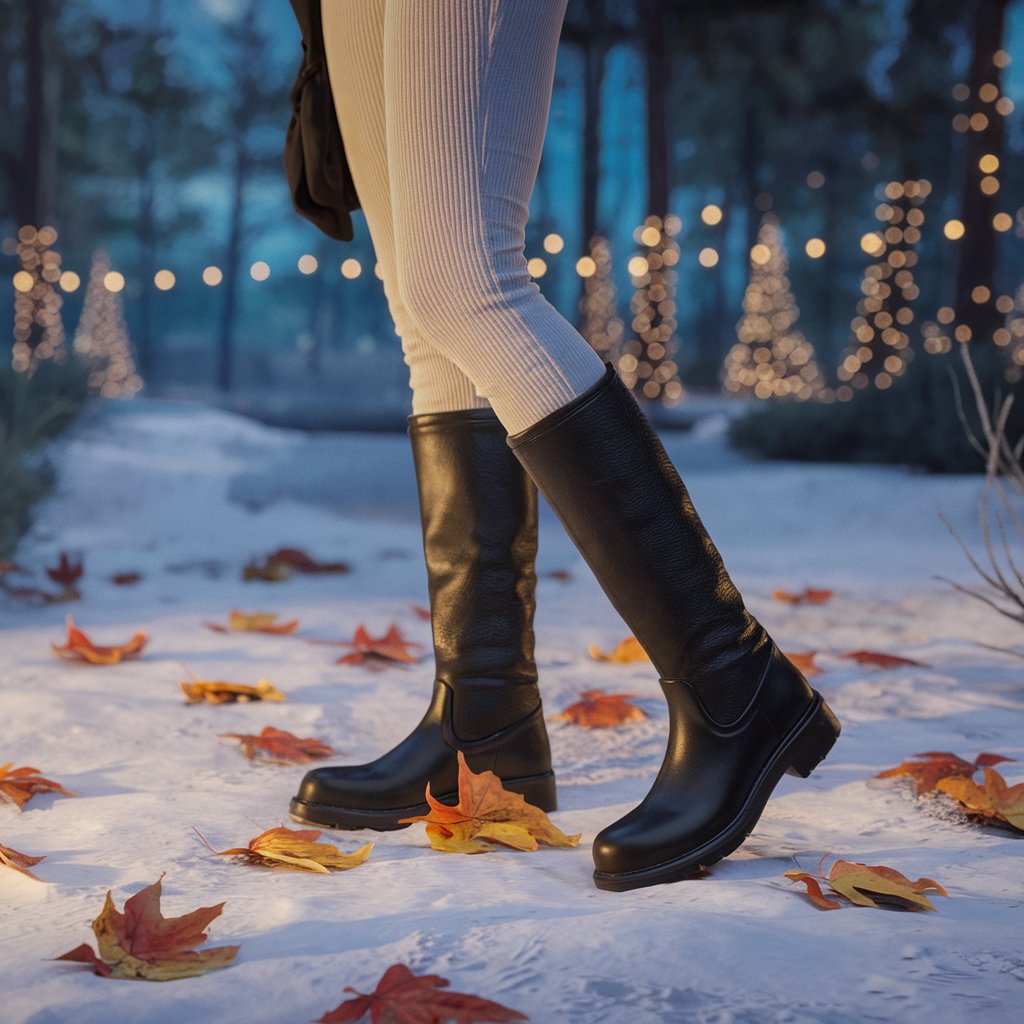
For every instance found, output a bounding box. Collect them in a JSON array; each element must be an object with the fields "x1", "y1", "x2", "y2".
[{"x1": 290, "y1": 363, "x2": 840, "y2": 891}]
